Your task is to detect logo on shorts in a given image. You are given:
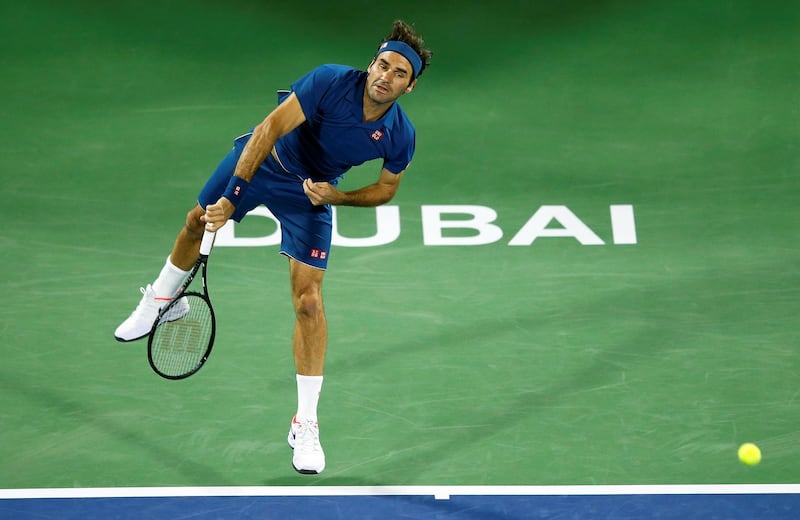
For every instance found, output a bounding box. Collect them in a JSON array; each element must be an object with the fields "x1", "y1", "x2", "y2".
[
  {"x1": 310, "y1": 248, "x2": 328, "y2": 260},
  {"x1": 371, "y1": 129, "x2": 384, "y2": 142}
]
